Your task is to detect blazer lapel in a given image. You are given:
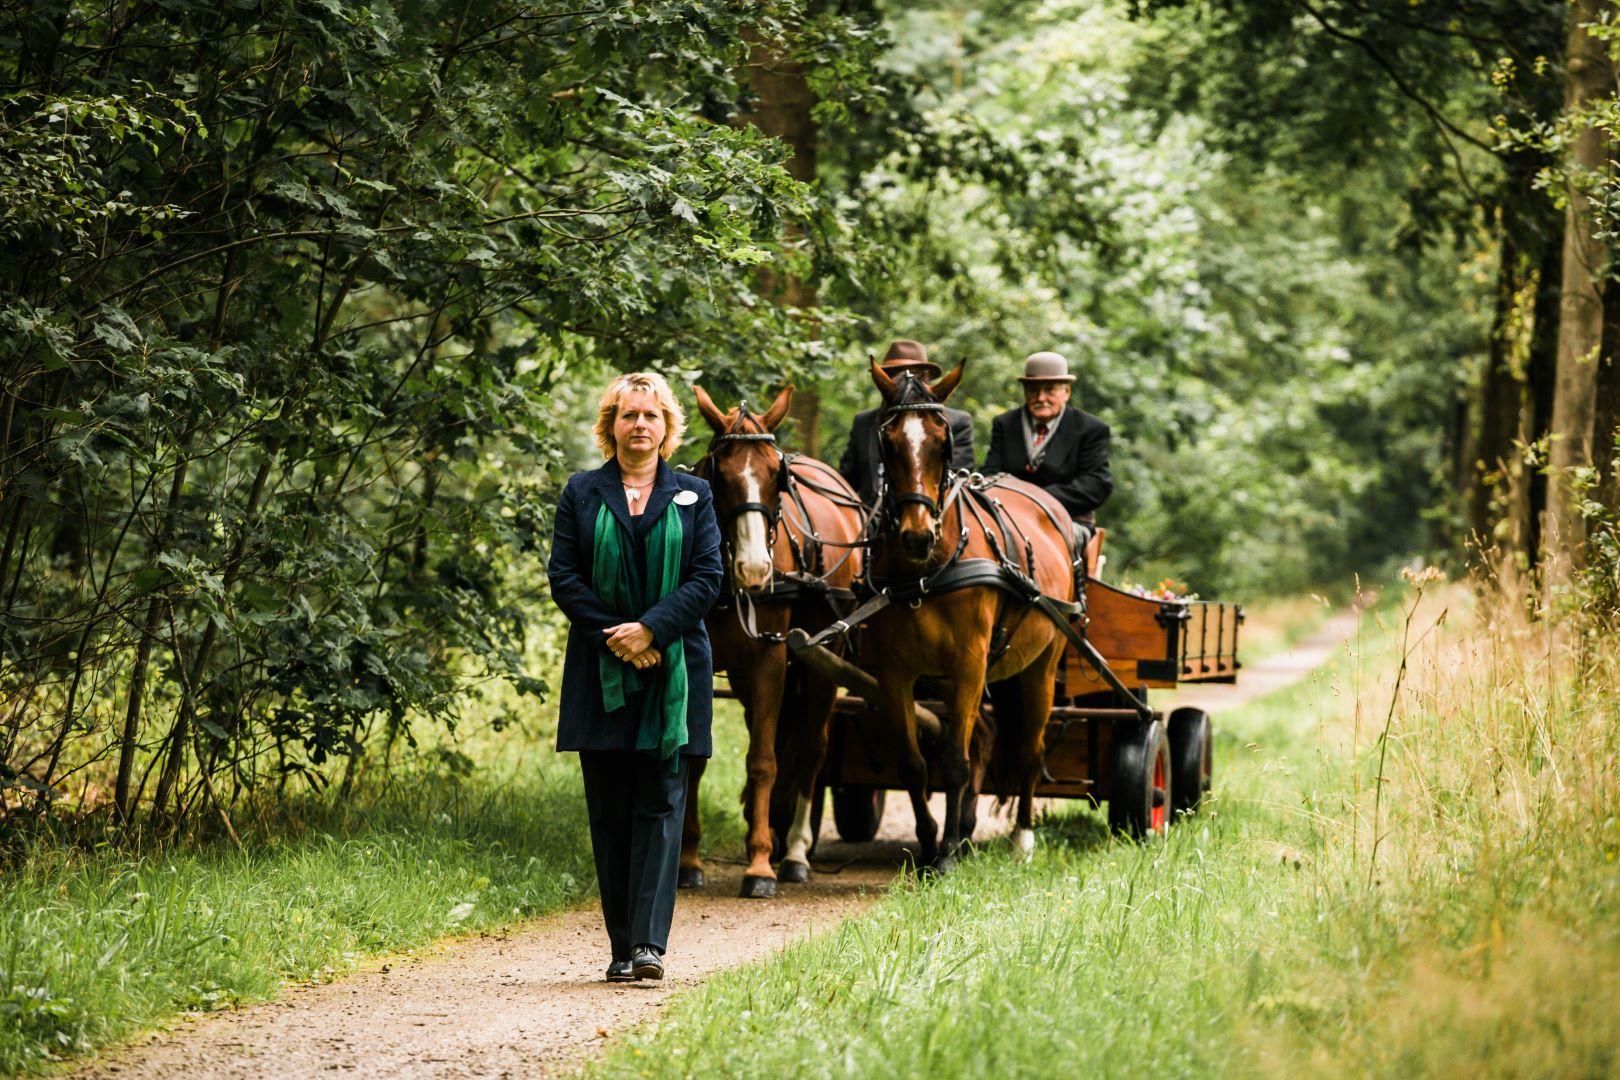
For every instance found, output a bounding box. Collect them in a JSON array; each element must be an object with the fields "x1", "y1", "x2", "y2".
[
  {"x1": 594, "y1": 459, "x2": 635, "y2": 535},
  {"x1": 1005, "y1": 413, "x2": 1031, "y2": 474},
  {"x1": 635, "y1": 458, "x2": 678, "y2": 534},
  {"x1": 1046, "y1": 407, "x2": 1083, "y2": 465}
]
